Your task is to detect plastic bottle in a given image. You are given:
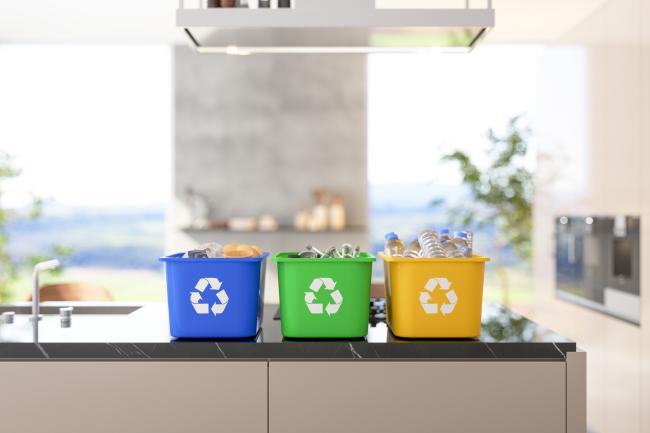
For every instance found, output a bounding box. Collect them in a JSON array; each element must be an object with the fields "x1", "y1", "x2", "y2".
[
  {"x1": 404, "y1": 239, "x2": 422, "y2": 258},
  {"x1": 442, "y1": 241, "x2": 459, "y2": 258},
  {"x1": 384, "y1": 232, "x2": 405, "y2": 257},
  {"x1": 451, "y1": 232, "x2": 470, "y2": 258},
  {"x1": 439, "y1": 229, "x2": 452, "y2": 244},
  {"x1": 418, "y1": 230, "x2": 445, "y2": 258},
  {"x1": 462, "y1": 230, "x2": 474, "y2": 256}
]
